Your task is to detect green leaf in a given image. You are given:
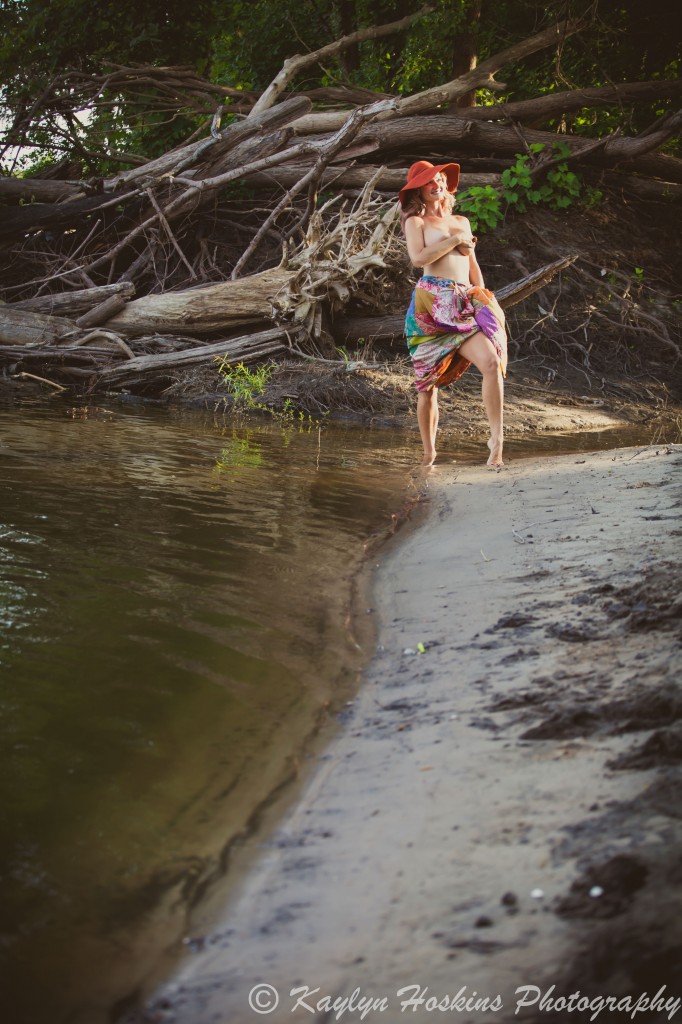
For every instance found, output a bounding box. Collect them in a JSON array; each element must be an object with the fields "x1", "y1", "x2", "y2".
[{"x1": 552, "y1": 142, "x2": 572, "y2": 159}]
